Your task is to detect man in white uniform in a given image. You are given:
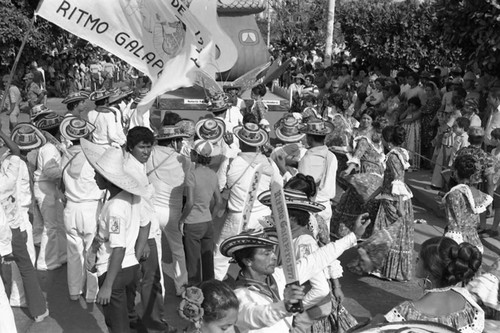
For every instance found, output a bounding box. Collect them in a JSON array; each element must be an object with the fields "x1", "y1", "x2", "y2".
[{"x1": 87, "y1": 89, "x2": 126, "y2": 147}]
